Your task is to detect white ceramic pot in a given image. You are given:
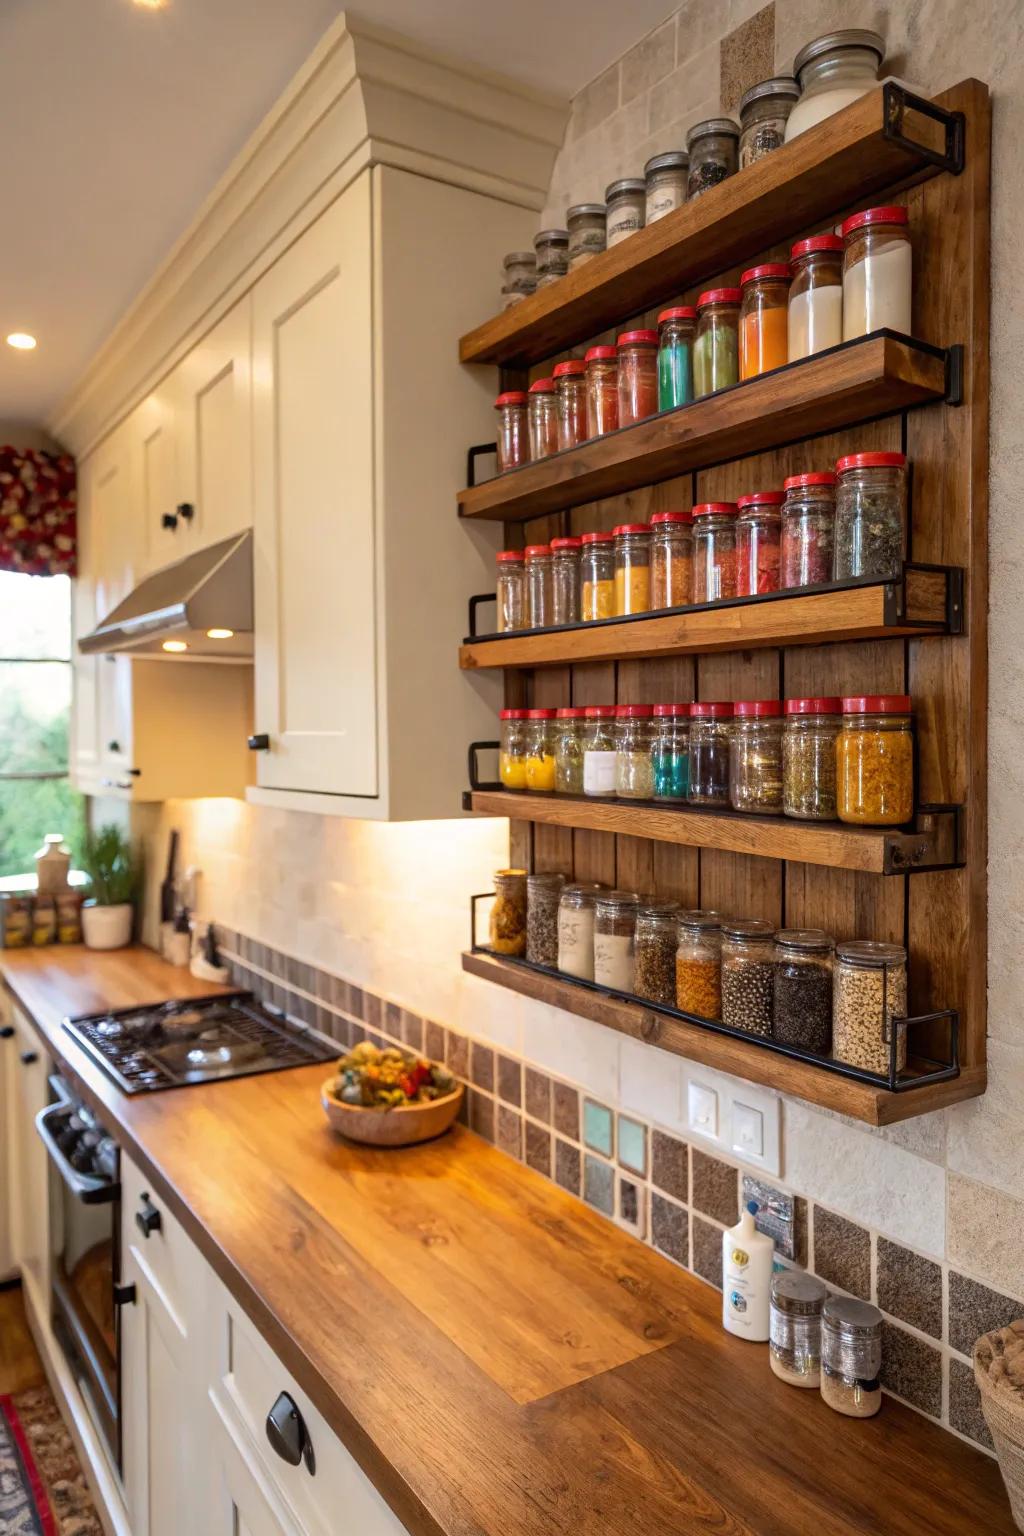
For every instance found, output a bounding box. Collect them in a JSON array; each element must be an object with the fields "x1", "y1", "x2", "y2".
[{"x1": 81, "y1": 902, "x2": 134, "y2": 951}]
